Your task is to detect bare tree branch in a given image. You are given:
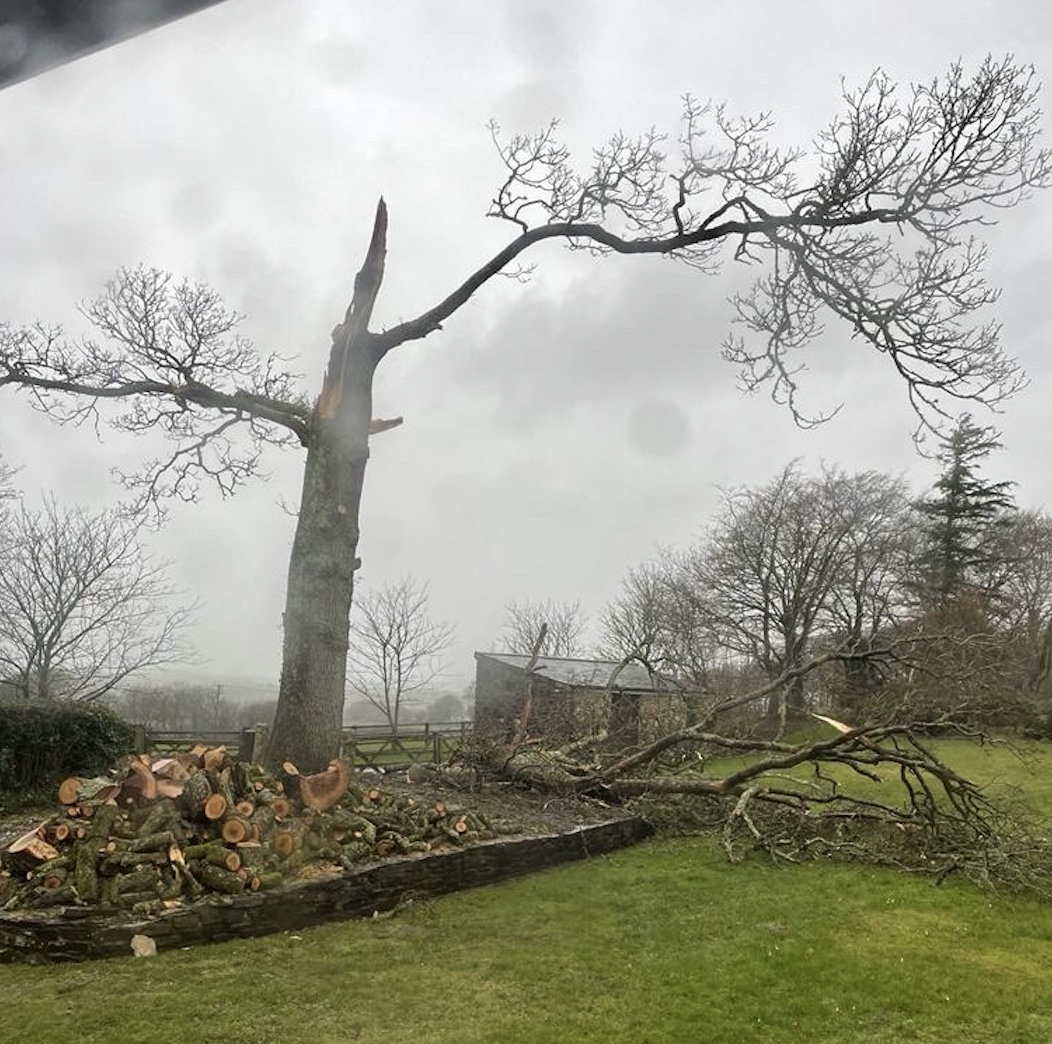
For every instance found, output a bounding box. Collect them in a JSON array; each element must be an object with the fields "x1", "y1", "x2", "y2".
[
  {"x1": 501, "y1": 598, "x2": 587, "y2": 658},
  {"x1": 0, "y1": 267, "x2": 311, "y2": 518},
  {"x1": 375, "y1": 58, "x2": 1048, "y2": 430}
]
